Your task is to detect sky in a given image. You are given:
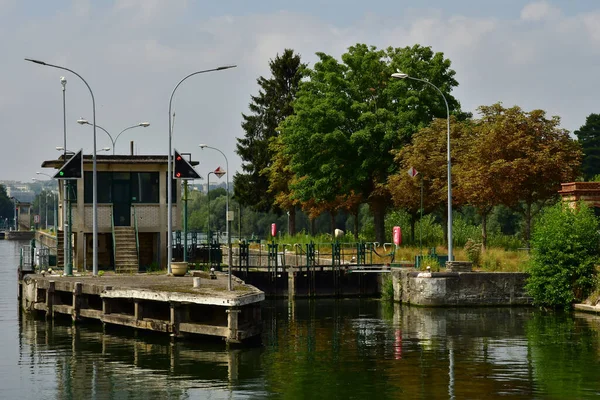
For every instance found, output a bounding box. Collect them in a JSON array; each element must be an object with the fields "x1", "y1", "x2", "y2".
[{"x1": 1, "y1": 0, "x2": 600, "y2": 182}]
